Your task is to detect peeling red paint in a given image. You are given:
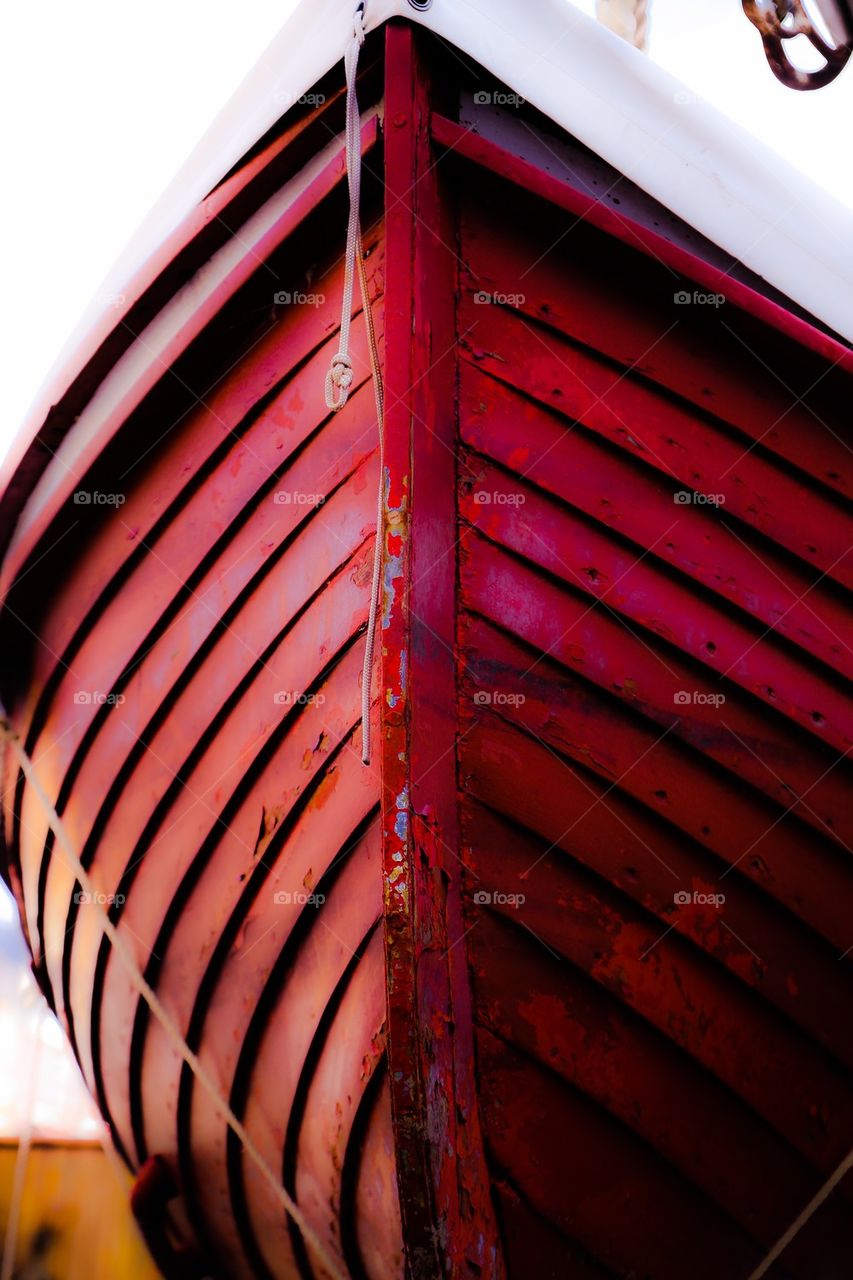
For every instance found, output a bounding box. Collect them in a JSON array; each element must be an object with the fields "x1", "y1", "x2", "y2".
[{"x1": 0, "y1": 17, "x2": 851, "y2": 1280}]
